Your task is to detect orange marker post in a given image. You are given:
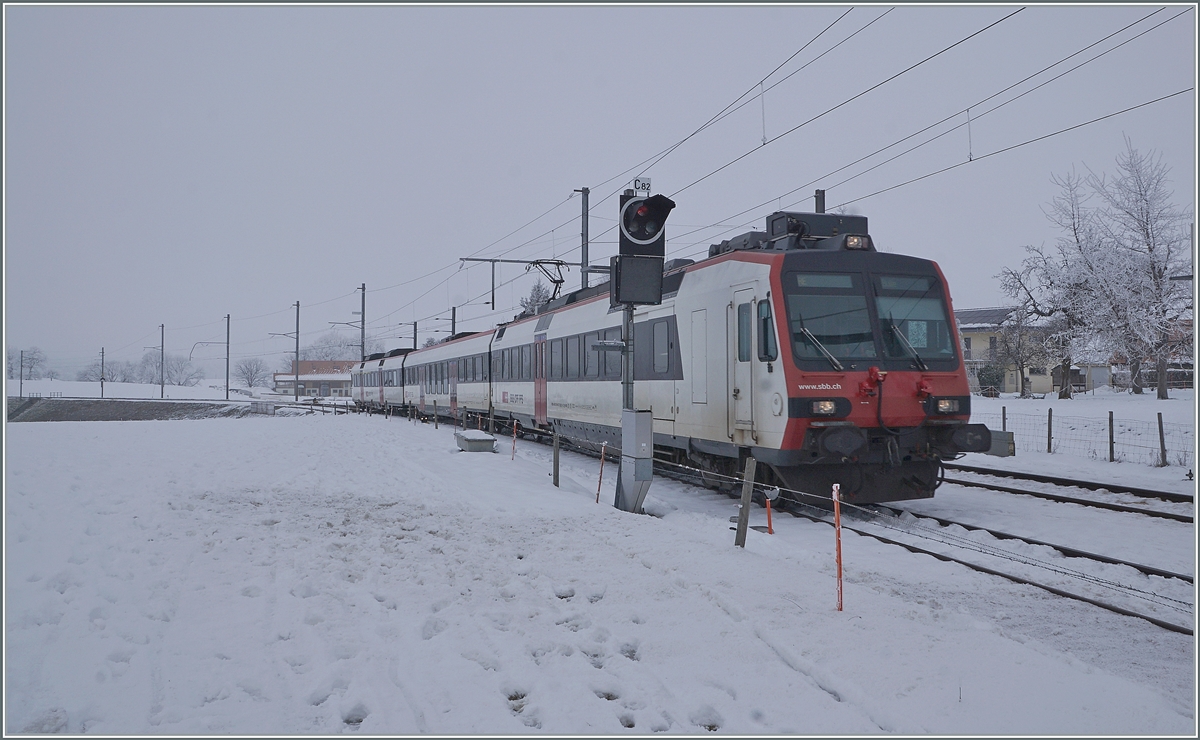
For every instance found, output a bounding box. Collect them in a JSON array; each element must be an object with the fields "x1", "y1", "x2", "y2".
[
  {"x1": 765, "y1": 497, "x2": 774, "y2": 535},
  {"x1": 833, "y1": 483, "x2": 843, "y2": 612},
  {"x1": 511, "y1": 422, "x2": 518, "y2": 460}
]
